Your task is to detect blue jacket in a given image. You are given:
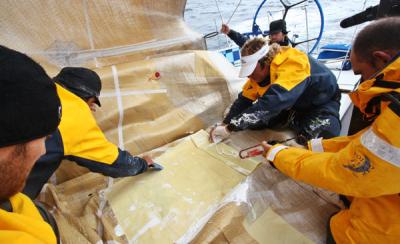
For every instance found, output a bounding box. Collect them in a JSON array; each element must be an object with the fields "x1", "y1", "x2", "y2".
[{"x1": 224, "y1": 47, "x2": 340, "y2": 131}]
